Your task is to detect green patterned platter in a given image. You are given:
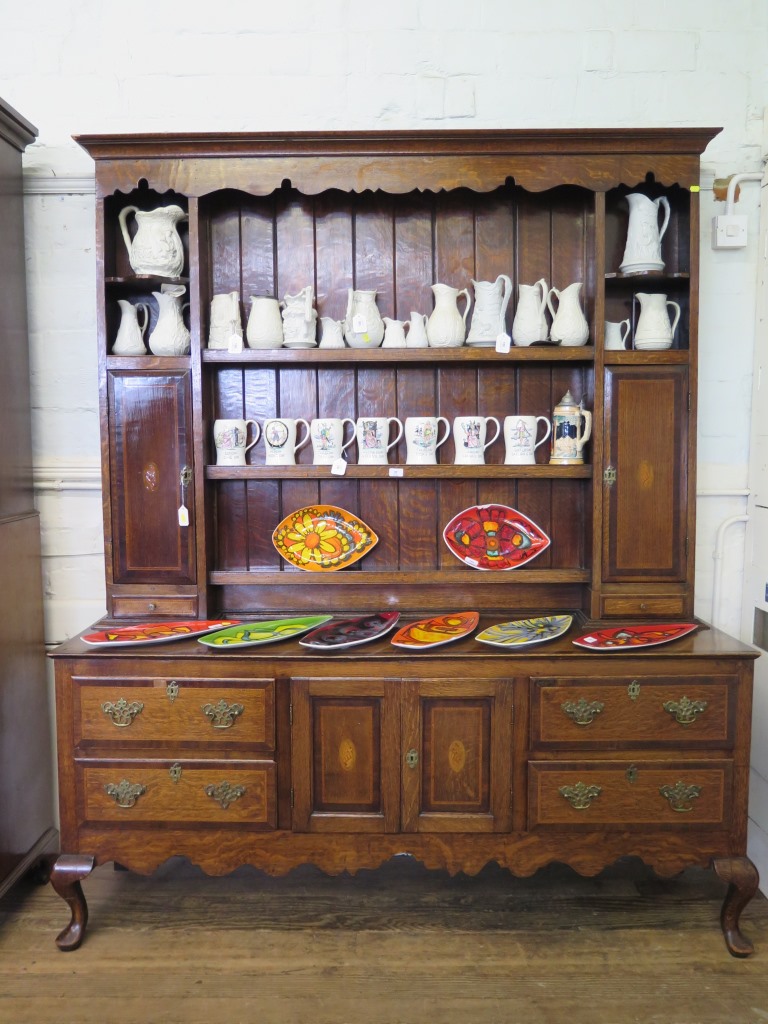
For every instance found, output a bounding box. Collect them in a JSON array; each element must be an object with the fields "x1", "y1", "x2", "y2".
[{"x1": 198, "y1": 615, "x2": 332, "y2": 649}]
